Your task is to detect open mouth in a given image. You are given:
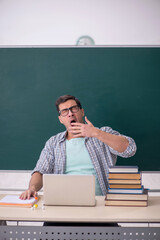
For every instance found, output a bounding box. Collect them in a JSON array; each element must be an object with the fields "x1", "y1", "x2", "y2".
[{"x1": 70, "y1": 120, "x2": 76, "y2": 124}]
